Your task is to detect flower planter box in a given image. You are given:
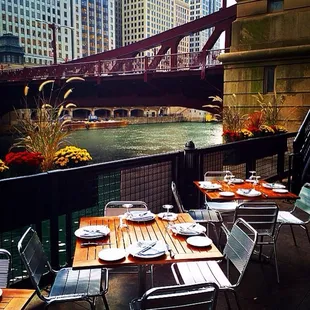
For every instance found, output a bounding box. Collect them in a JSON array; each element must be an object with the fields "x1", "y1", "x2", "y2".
[{"x1": 223, "y1": 134, "x2": 288, "y2": 165}]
